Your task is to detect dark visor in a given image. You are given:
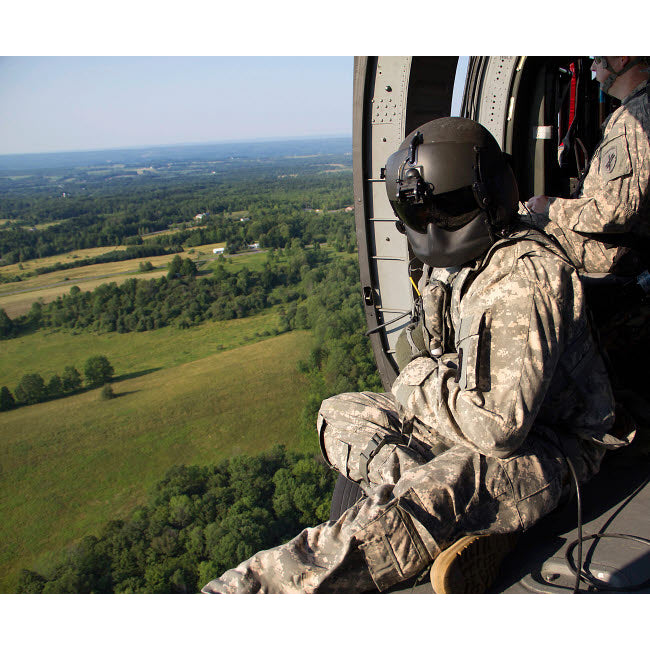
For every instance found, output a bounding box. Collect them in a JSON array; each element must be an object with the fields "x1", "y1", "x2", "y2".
[{"x1": 392, "y1": 185, "x2": 480, "y2": 233}]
